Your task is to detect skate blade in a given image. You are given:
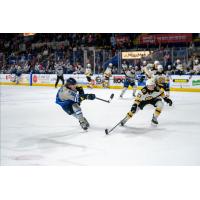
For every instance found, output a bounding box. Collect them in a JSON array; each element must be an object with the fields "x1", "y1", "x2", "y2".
[{"x1": 151, "y1": 122, "x2": 158, "y2": 127}]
